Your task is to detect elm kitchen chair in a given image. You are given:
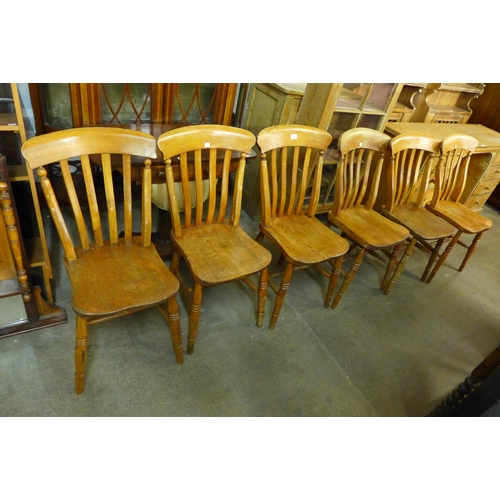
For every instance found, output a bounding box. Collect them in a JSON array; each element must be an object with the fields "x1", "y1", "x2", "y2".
[
  {"x1": 326, "y1": 128, "x2": 409, "y2": 308},
  {"x1": 157, "y1": 125, "x2": 272, "y2": 355},
  {"x1": 380, "y1": 133, "x2": 455, "y2": 292},
  {"x1": 21, "y1": 127, "x2": 183, "y2": 394},
  {"x1": 256, "y1": 124, "x2": 349, "y2": 329},
  {"x1": 424, "y1": 134, "x2": 492, "y2": 283}
]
